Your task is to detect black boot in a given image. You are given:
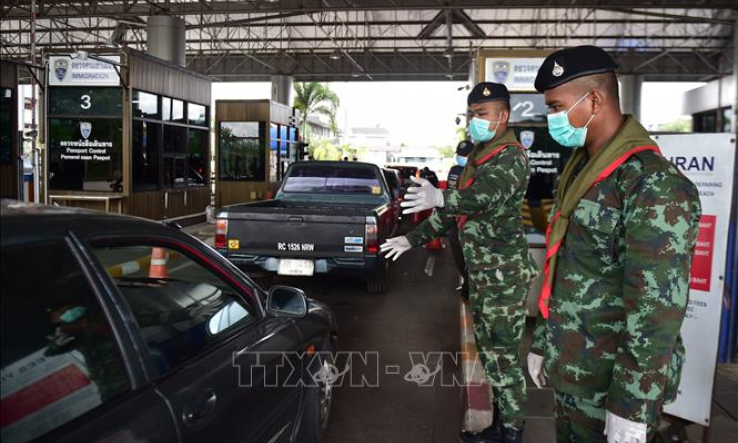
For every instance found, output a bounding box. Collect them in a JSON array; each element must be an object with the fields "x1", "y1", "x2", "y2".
[
  {"x1": 500, "y1": 425, "x2": 524, "y2": 443},
  {"x1": 459, "y1": 404, "x2": 502, "y2": 443},
  {"x1": 459, "y1": 424, "x2": 502, "y2": 443}
]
